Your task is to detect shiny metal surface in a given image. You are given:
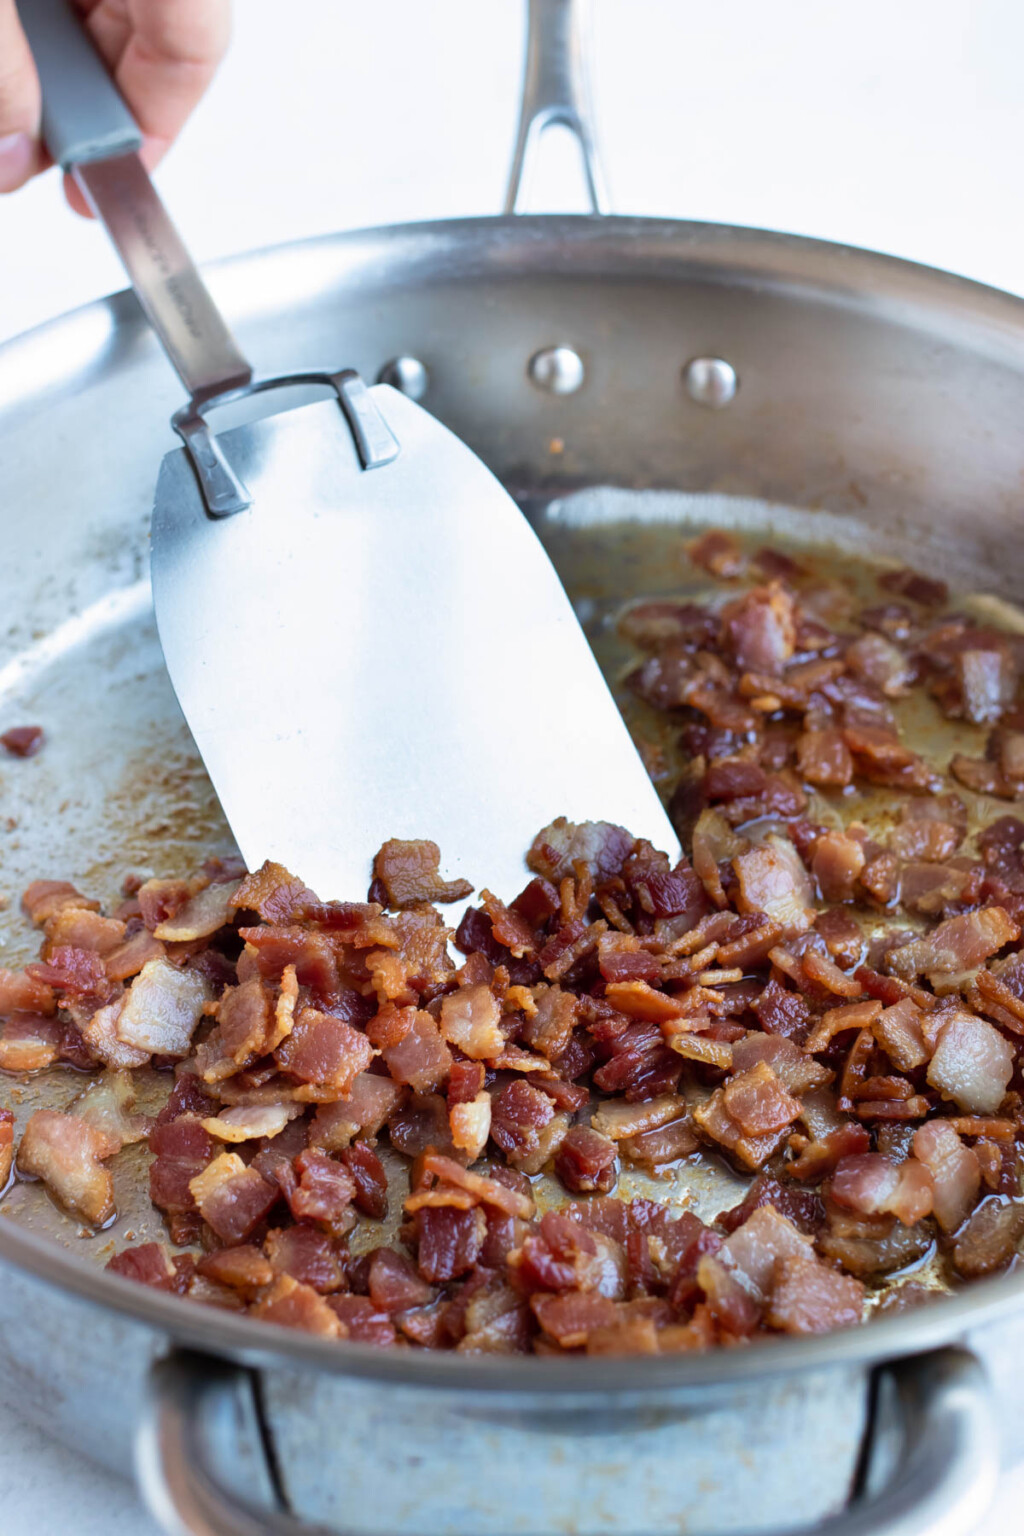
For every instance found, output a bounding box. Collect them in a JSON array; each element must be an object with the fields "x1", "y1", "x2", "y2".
[
  {"x1": 683, "y1": 355, "x2": 740, "y2": 408},
  {"x1": 504, "y1": 0, "x2": 606, "y2": 213},
  {"x1": 152, "y1": 384, "x2": 676, "y2": 899},
  {"x1": 528, "y1": 342, "x2": 587, "y2": 393},
  {"x1": 375, "y1": 355, "x2": 429, "y2": 401},
  {"x1": 135, "y1": 1347, "x2": 995, "y2": 1536}
]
